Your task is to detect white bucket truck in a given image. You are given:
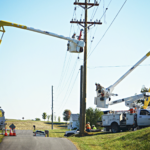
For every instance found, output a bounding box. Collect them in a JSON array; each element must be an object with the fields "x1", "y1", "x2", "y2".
[{"x1": 94, "y1": 52, "x2": 150, "y2": 132}]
